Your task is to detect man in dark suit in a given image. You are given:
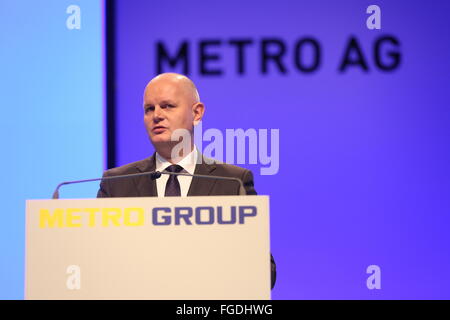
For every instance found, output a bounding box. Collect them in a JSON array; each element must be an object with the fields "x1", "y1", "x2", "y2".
[{"x1": 97, "y1": 73, "x2": 276, "y2": 289}]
